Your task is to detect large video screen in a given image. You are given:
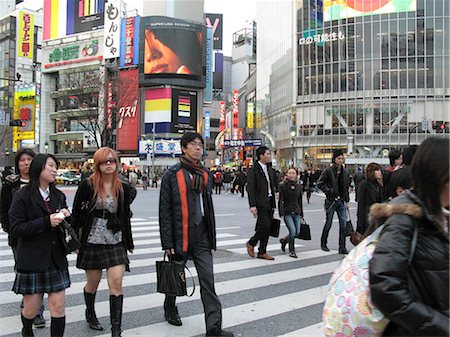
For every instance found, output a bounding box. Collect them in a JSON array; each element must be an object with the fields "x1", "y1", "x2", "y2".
[
  {"x1": 140, "y1": 16, "x2": 205, "y2": 88},
  {"x1": 324, "y1": 0, "x2": 416, "y2": 21}
]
